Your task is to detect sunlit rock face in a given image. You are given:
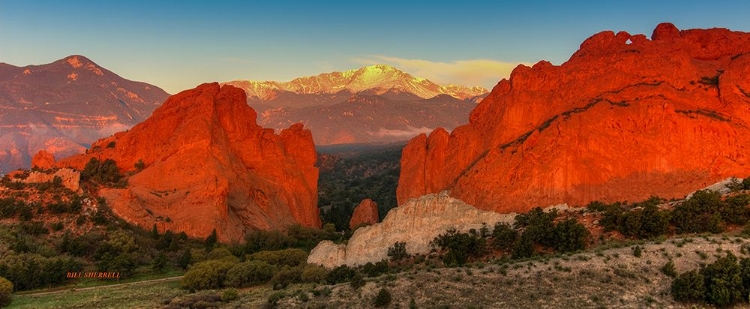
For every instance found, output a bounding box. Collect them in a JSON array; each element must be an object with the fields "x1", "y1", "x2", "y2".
[
  {"x1": 308, "y1": 192, "x2": 516, "y2": 268},
  {"x1": 349, "y1": 198, "x2": 379, "y2": 229},
  {"x1": 397, "y1": 23, "x2": 750, "y2": 213},
  {"x1": 0, "y1": 55, "x2": 169, "y2": 173},
  {"x1": 56, "y1": 83, "x2": 320, "y2": 242}
]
